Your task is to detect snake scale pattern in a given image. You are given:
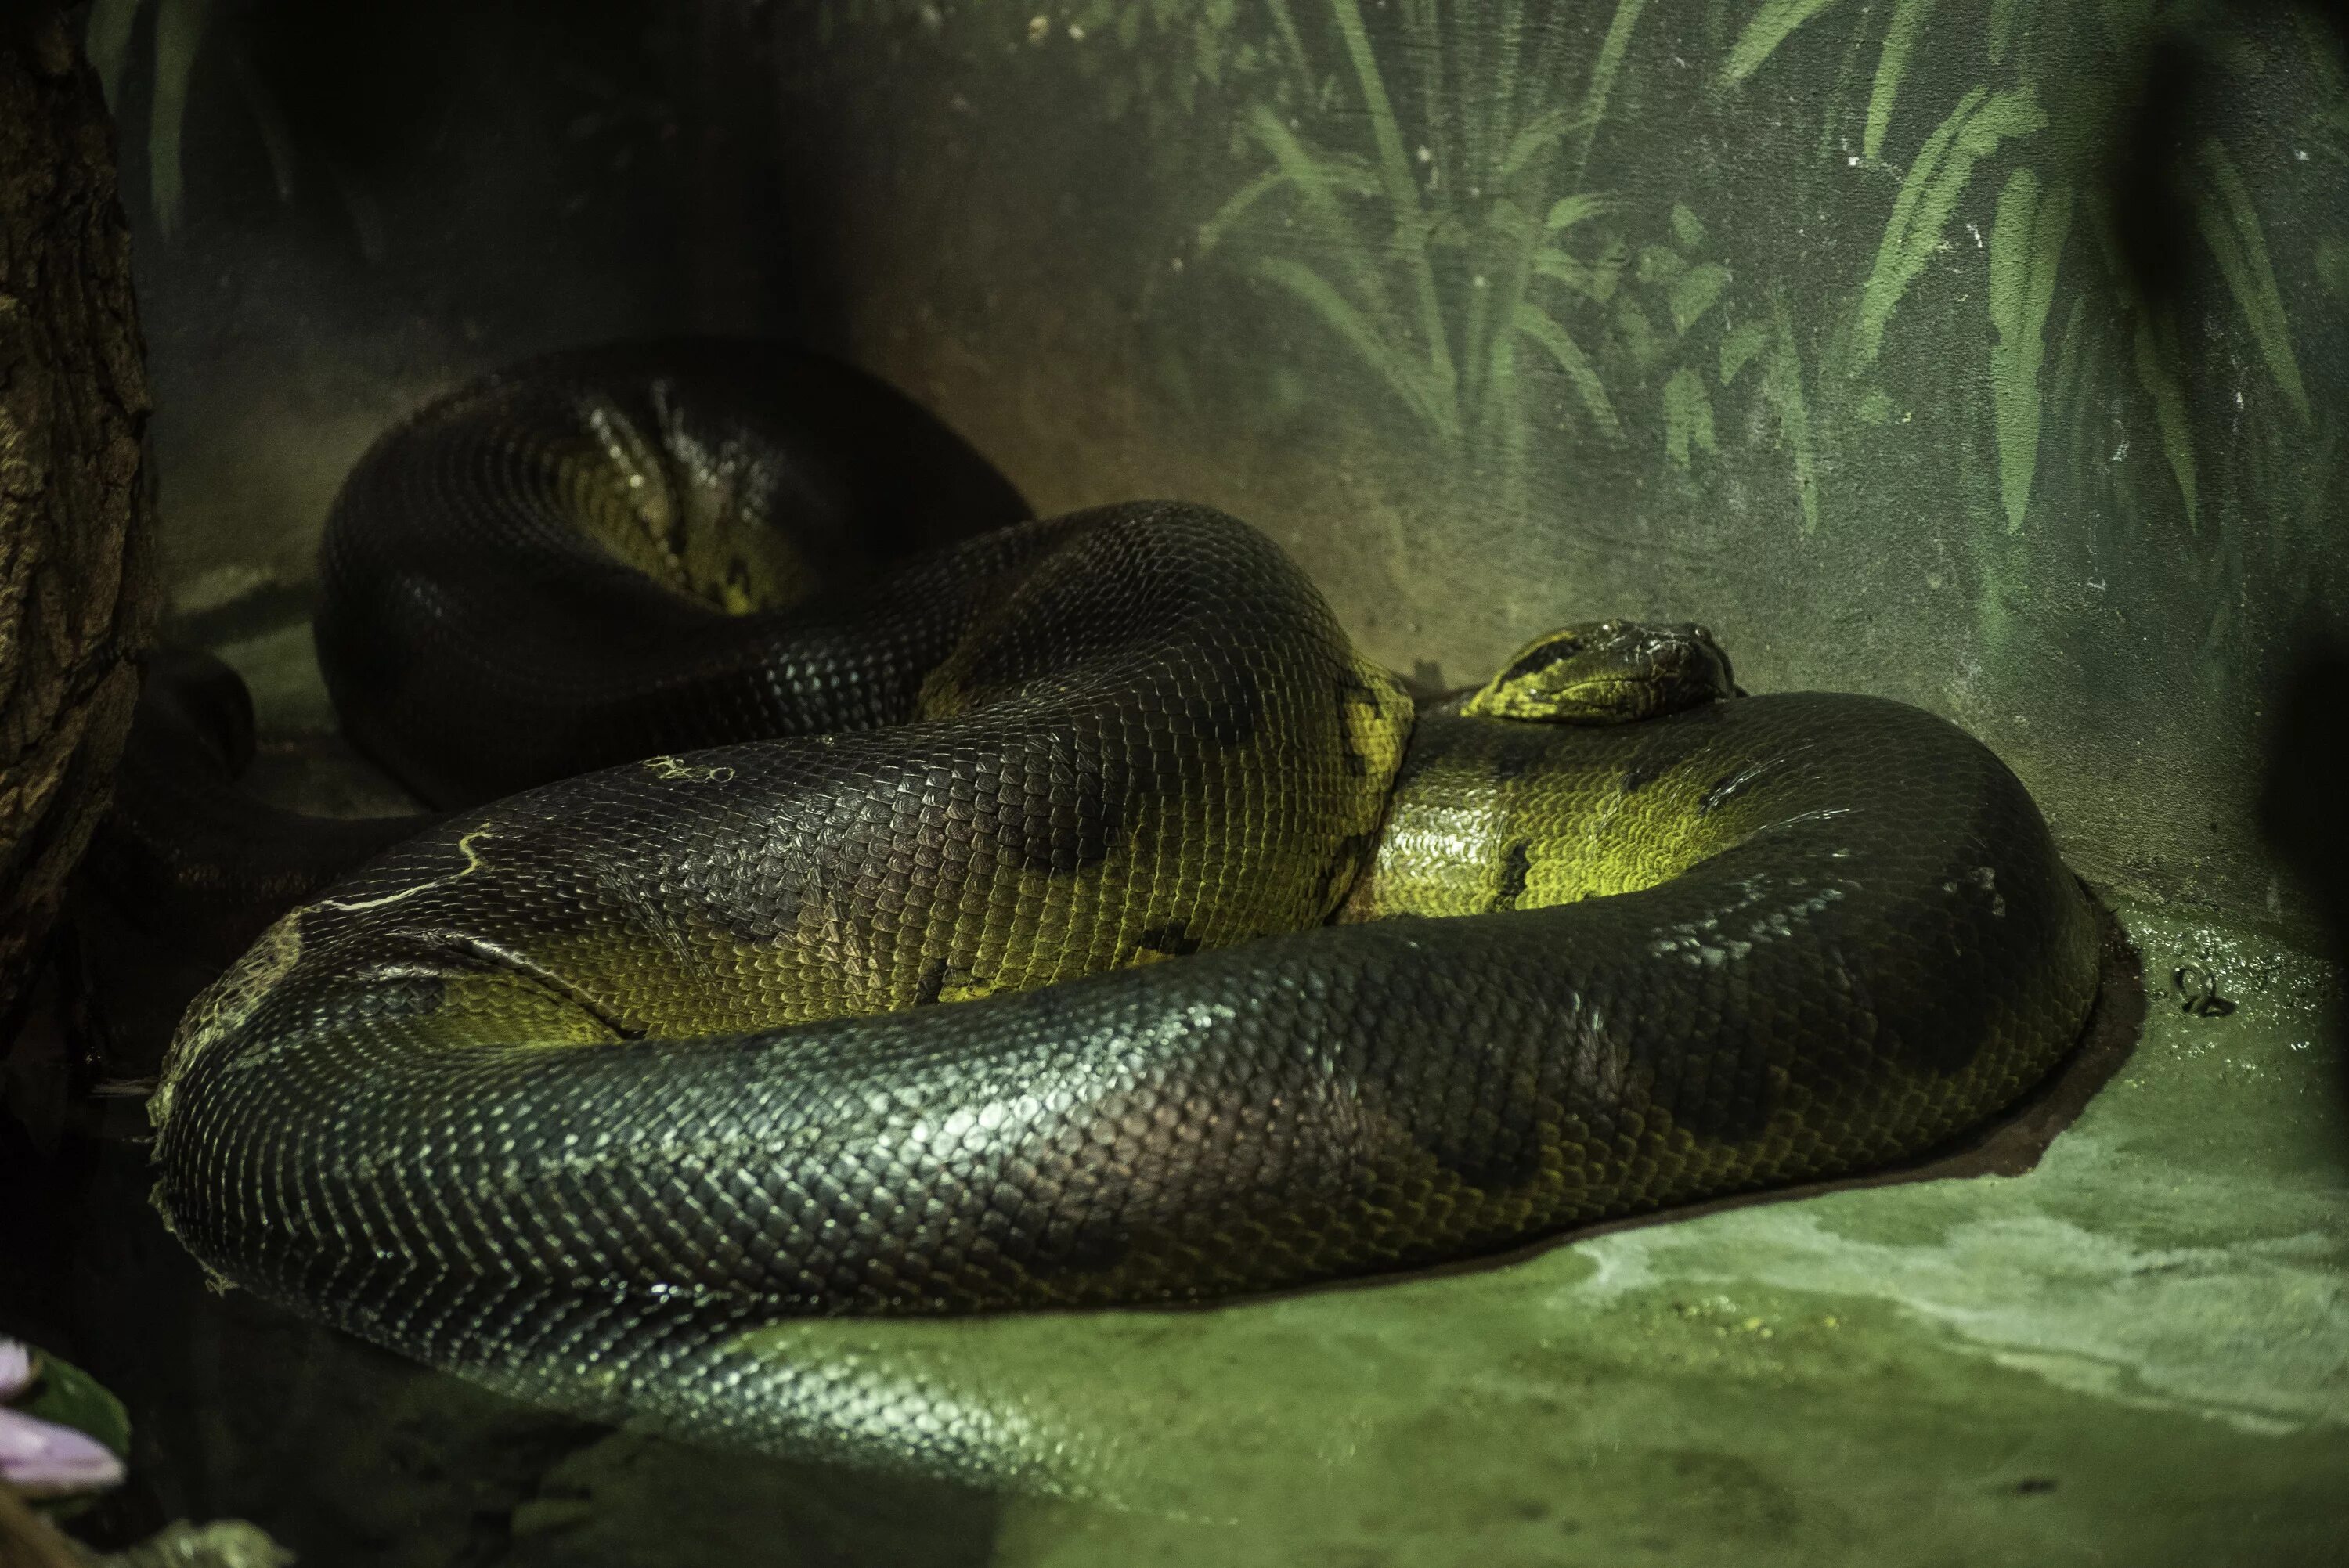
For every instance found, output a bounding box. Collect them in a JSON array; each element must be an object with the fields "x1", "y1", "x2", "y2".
[{"x1": 146, "y1": 340, "x2": 2103, "y2": 1456}]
